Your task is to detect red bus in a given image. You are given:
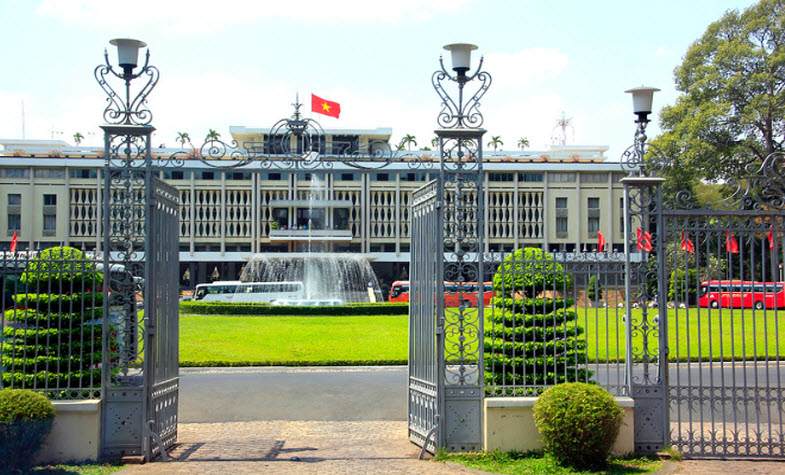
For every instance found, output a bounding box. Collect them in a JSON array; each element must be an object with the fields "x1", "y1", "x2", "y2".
[
  {"x1": 698, "y1": 280, "x2": 785, "y2": 310},
  {"x1": 388, "y1": 280, "x2": 493, "y2": 307}
]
